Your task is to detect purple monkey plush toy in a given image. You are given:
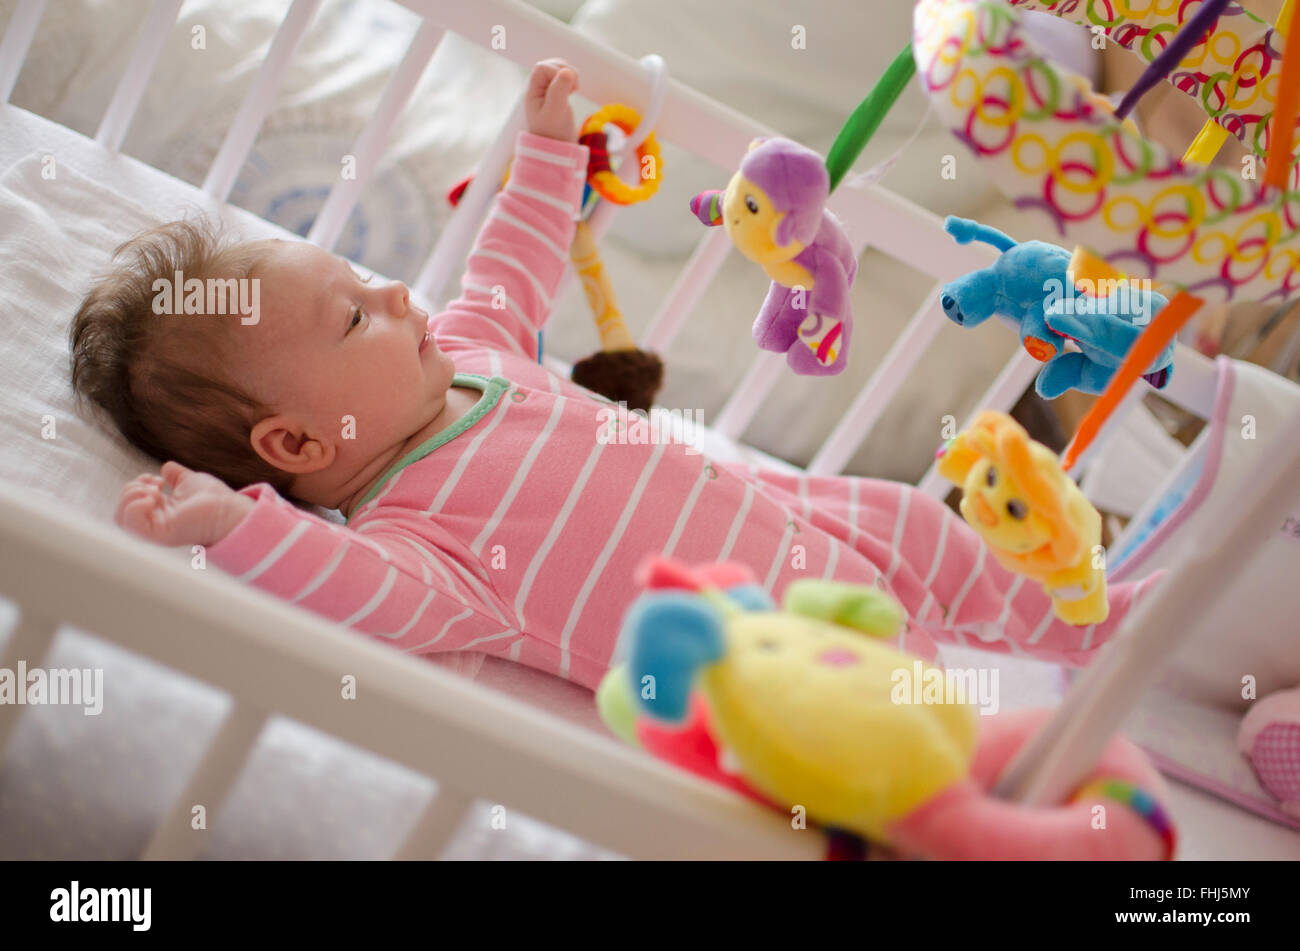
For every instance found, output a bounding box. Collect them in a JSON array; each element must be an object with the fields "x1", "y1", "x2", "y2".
[{"x1": 690, "y1": 137, "x2": 857, "y2": 376}]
